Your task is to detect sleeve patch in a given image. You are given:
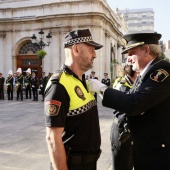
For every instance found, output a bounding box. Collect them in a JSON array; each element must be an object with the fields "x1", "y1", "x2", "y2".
[
  {"x1": 45, "y1": 100, "x2": 61, "y2": 116},
  {"x1": 150, "y1": 69, "x2": 169, "y2": 82}
]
